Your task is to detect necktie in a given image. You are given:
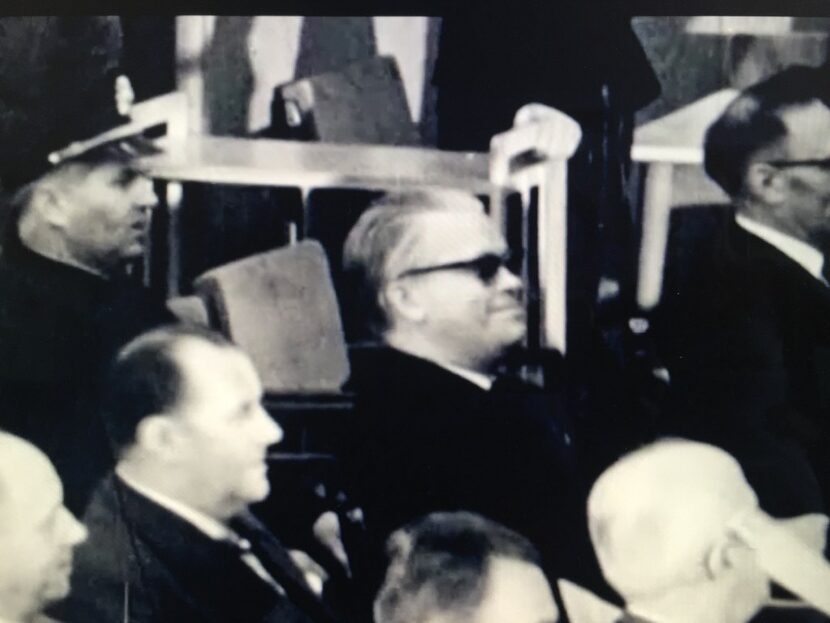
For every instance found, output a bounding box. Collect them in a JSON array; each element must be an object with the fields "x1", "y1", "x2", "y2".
[{"x1": 227, "y1": 531, "x2": 287, "y2": 595}]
